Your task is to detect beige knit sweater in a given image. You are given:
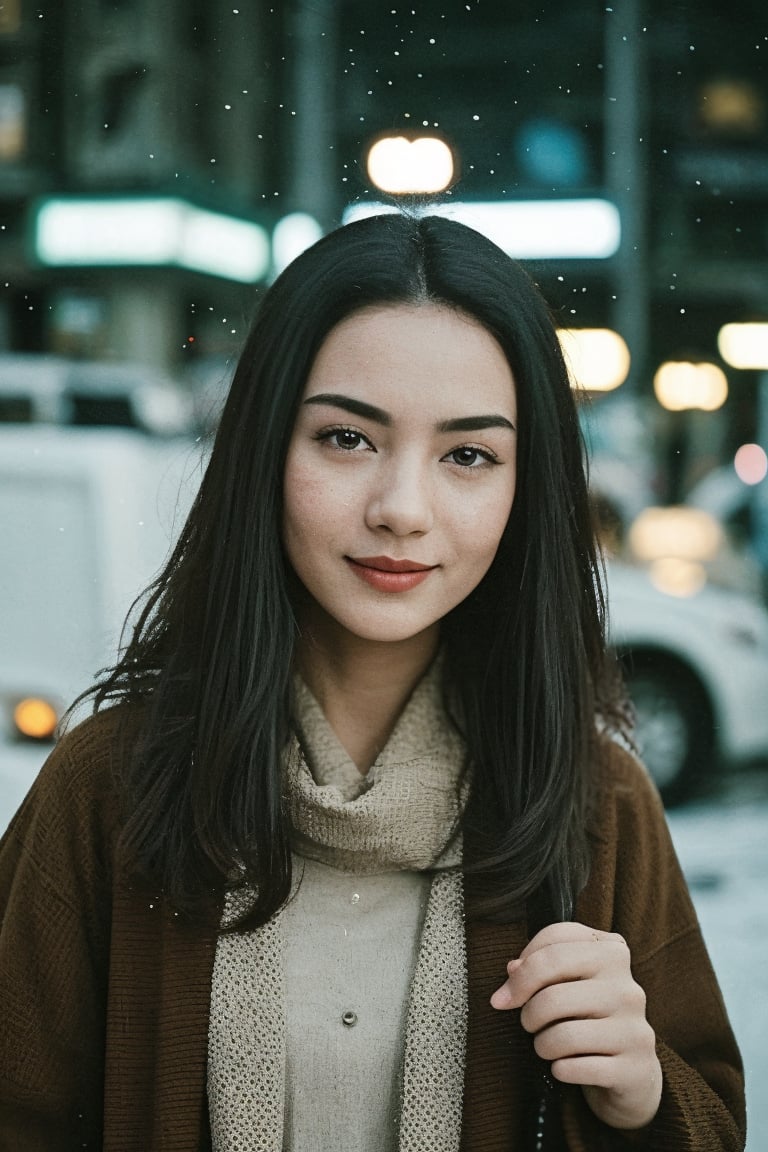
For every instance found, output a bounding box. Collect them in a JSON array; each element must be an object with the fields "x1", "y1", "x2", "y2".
[{"x1": 207, "y1": 663, "x2": 469, "y2": 1151}]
